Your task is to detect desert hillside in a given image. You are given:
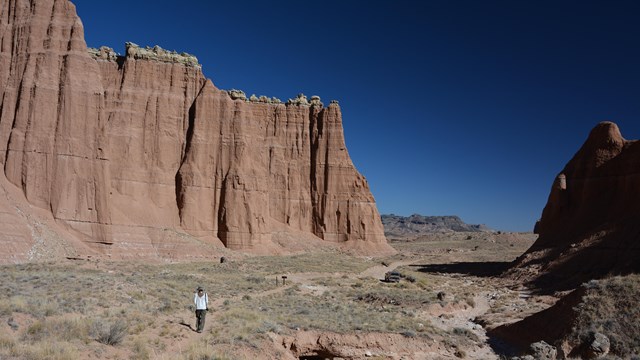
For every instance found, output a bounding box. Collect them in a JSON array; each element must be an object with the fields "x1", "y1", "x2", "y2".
[
  {"x1": 0, "y1": 231, "x2": 539, "y2": 359},
  {"x1": 492, "y1": 122, "x2": 640, "y2": 358},
  {"x1": 507, "y1": 122, "x2": 640, "y2": 291}
]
